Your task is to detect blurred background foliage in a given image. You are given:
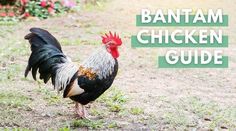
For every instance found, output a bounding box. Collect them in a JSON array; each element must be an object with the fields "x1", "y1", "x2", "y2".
[{"x1": 0, "y1": 0, "x2": 81, "y2": 21}]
